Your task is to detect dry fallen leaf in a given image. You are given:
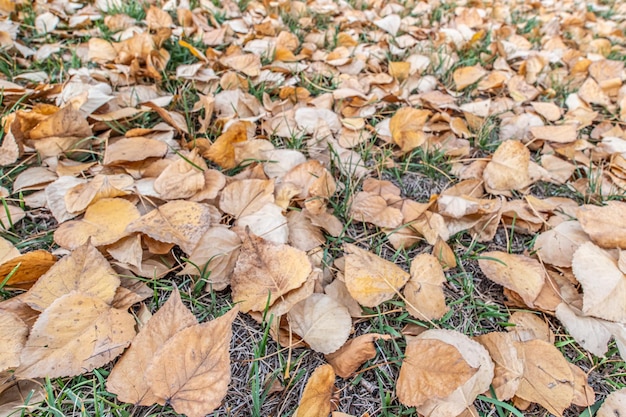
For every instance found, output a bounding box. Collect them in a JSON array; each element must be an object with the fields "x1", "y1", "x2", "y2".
[
  {"x1": 219, "y1": 179, "x2": 275, "y2": 219},
  {"x1": 597, "y1": 387, "x2": 626, "y2": 417},
  {"x1": 349, "y1": 191, "x2": 403, "y2": 229},
  {"x1": 533, "y1": 221, "x2": 590, "y2": 267},
  {"x1": 287, "y1": 293, "x2": 352, "y2": 354},
  {"x1": 16, "y1": 292, "x2": 135, "y2": 378},
  {"x1": 293, "y1": 364, "x2": 336, "y2": 417},
  {"x1": 343, "y1": 243, "x2": 410, "y2": 307},
  {"x1": 576, "y1": 201, "x2": 626, "y2": 249},
  {"x1": 231, "y1": 233, "x2": 311, "y2": 312},
  {"x1": 146, "y1": 307, "x2": 238, "y2": 417},
  {"x1": 0, "y1": 250, "x2": 57, "y2": 290},
  {"x1": 106, "y1": 288, "x2": 198, "y2": 405},
  {"x1": 403, "y1": 253, "x2": 449, "y2": 321},
  {"x1": 0, "y1": 310, "x2": 28, "y2": 371},
  {"x1": 389, "y1": 107, "x2": 431, "y2": 152},
  {"x1": 483, "y1": 140, "x2": 531, "y2": 194},
  {"x1": 478, "y1": 252, "x2": 545, "y2": 307},
  {"x1": 474, "y1": 332, "x2": 523, "y2": 401},
  {"x1": 325, "y1": 333, "x2": 391, "y2": 378}
]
